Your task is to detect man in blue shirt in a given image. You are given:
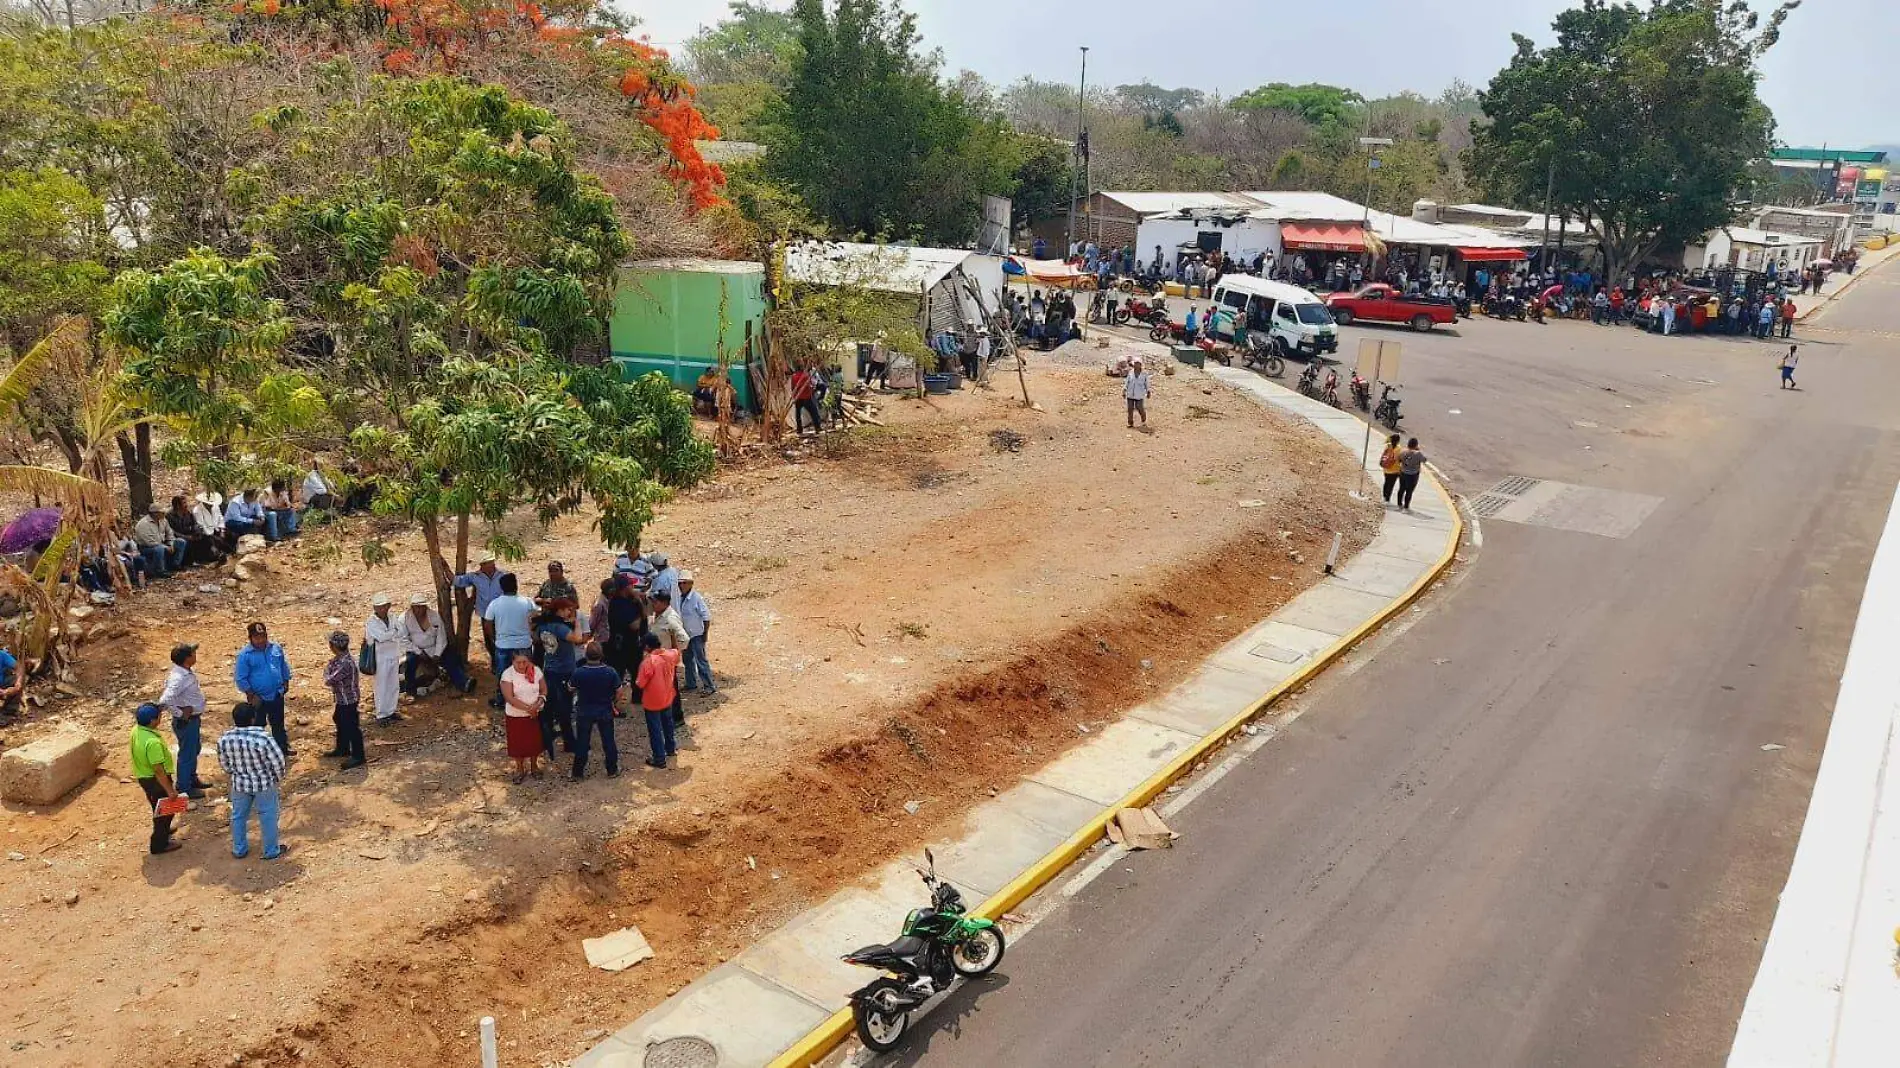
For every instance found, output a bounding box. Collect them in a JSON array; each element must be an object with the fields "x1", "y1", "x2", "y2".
[
  {"x1": 482, "y1": 573, "x2": 537, "y2": 709},
  {"x1": 569, "y1": 642, "x2": 622, "y2": 780},
  {"x1": 534, "y1": 601, "x2": 582, "y2": 760},
  {"x1": 233, "y1": 621, "x2": 294, "y2": 756},
  {"x1": 0, "y1": 645, "x2": 22, "y2": 725},
  {"x1": 453, "y1": 553, "x2": 510, "y2": 683},
  {"x1": 223, "y1": 489, "x2": 273, "y2": 542}
]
